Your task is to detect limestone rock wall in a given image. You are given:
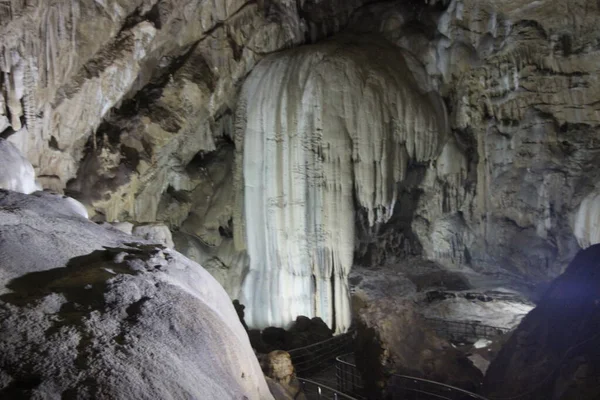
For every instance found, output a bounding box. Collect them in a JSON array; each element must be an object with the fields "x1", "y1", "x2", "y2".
[
  {"x1": 2, "y1": 0, "x2": 600, "y2": 330},
  {"x1": 0, "y1": 138, "x2": 40, "y2": 193},
  {"x1": 440, "y1": 0, "x2": 600, "y2": 279},
  {"x1": 353, "y1": 0, "x2": 600, "y2": 281}
]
